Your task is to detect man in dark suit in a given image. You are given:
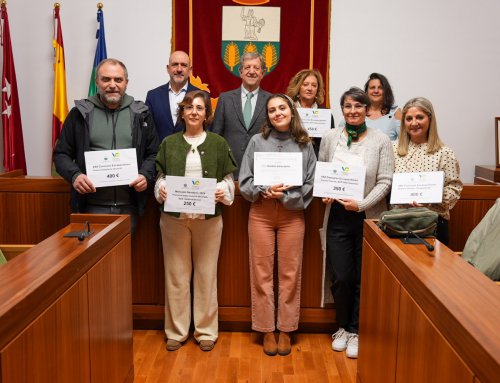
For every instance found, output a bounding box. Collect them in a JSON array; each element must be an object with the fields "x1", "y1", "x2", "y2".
[
  {"x1": 146, "y1": 51, "x2": 200, "y2": 141},
  {"x1": 212, "y1": 52, "x2": 271, "y2": 179}
]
